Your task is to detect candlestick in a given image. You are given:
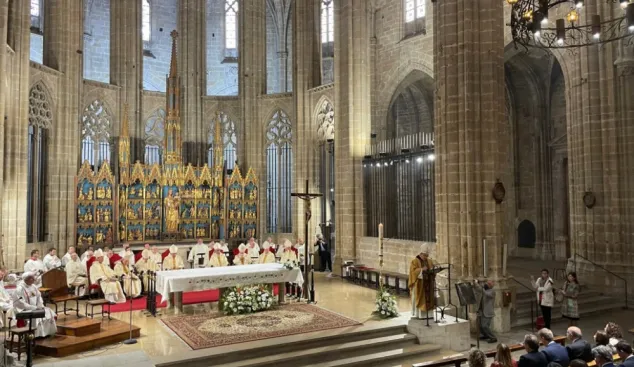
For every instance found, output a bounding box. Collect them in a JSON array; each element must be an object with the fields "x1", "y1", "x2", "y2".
[{"x1": 379, "y1": 223, "x2": 384, "y2": 288}]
